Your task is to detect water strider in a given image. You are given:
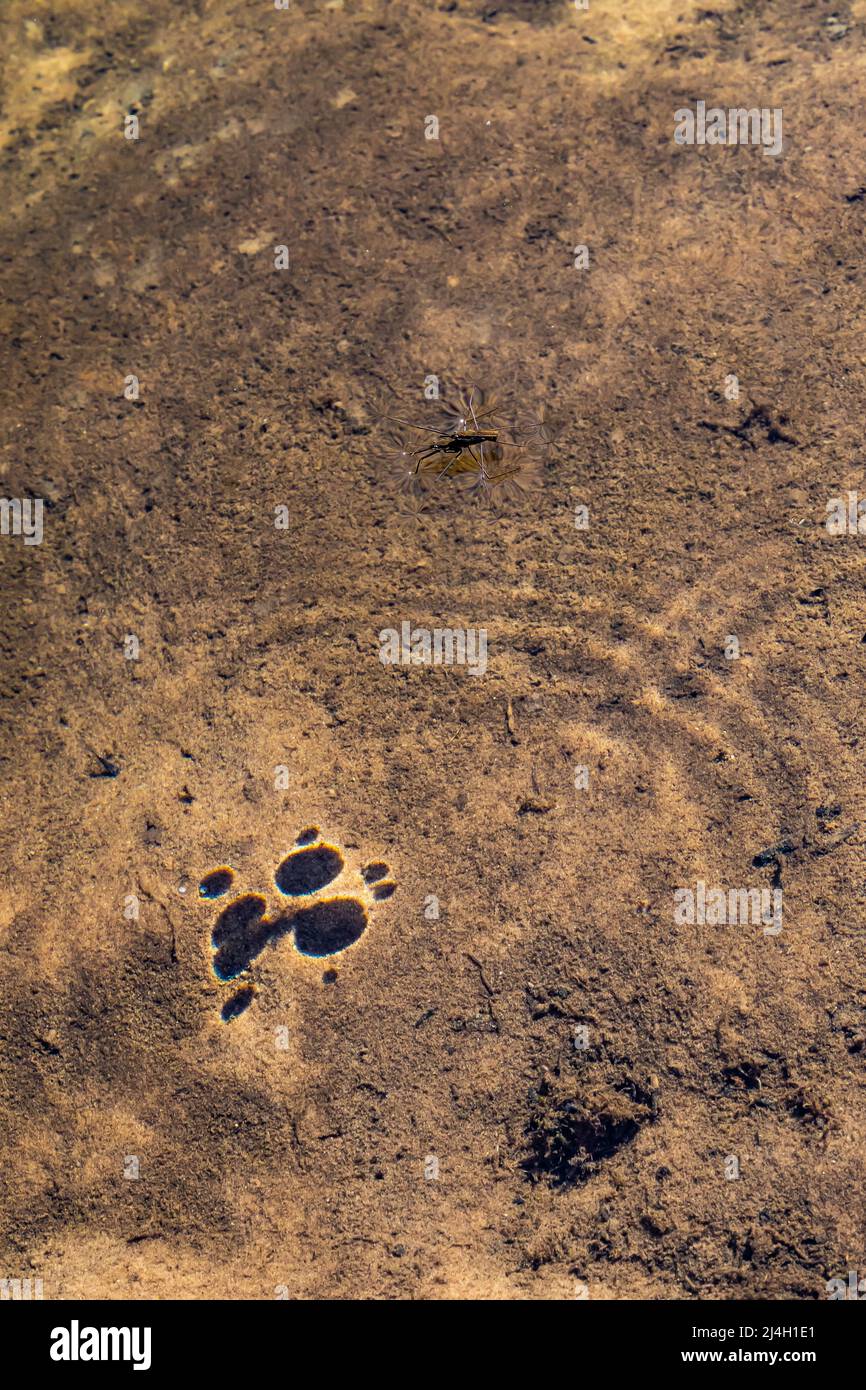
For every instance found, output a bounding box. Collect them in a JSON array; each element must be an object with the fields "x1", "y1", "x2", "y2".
[{"x1": 376, "y1": 383, "x2": 547, "y2": 507}]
